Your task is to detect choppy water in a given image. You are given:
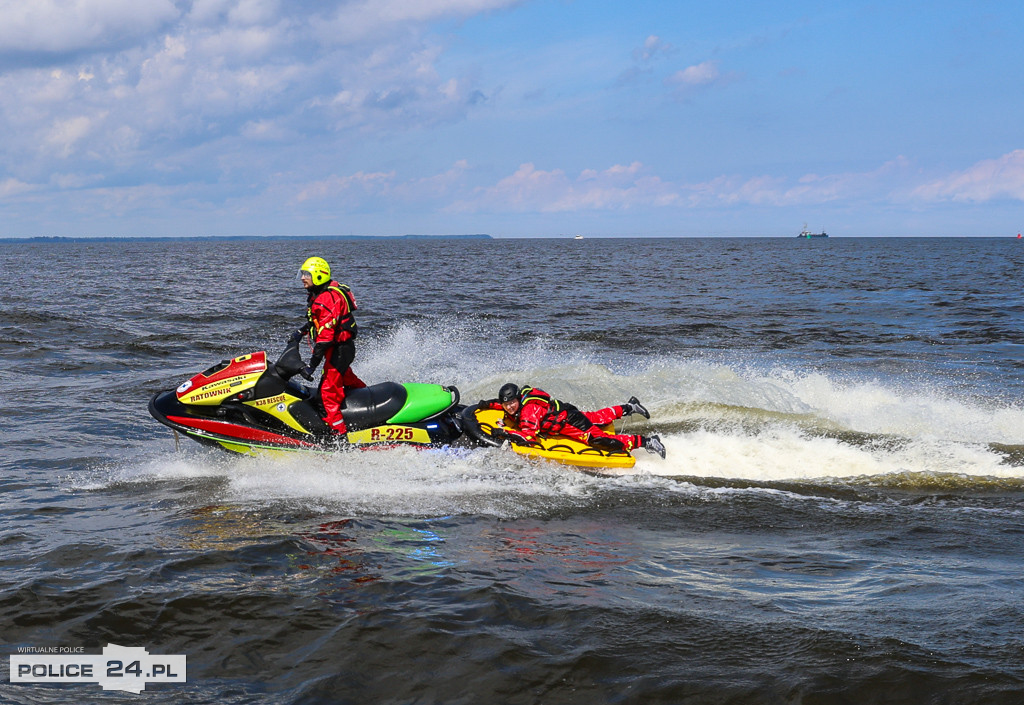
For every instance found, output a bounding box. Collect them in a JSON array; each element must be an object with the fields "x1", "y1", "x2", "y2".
[{"x1": 2, "y1": 236, "x2": 1023, "y2": 704}]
